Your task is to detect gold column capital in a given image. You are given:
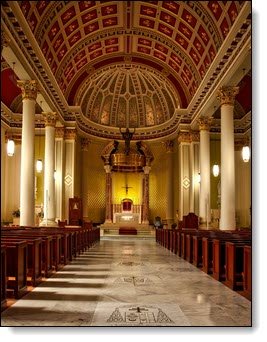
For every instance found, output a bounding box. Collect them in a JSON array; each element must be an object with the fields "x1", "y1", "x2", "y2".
[
  {"x1": 55, "y1": 127, "x2": 65, "y2": 138},
  {"x1": 42, "y1": 112, "x2": 57, "y2": 127},
  {"x1": 163, "y1": 140, "x2": 174, "y2": 153},
  {"x1": 190, "y1": 130, "x2": 200, "y2": 142},
  {"x1": 81, "y1": 138, "x2": 91, "y2": 151},
  {"x1": 64, "y1": 128, "x2": 77, "y2": 140},
  {"x1": 17, "y1": 80, "x2": 38, "y2": 100},
  {"x1": 217, "y1": 86, "x2": 239, "y2": 106},
  {"x1": 177, "y1": 131, "x2": 191, "y2": 143},
  {"x1": 198, "y1": 116, "x2": 213, "y2": 131}
]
